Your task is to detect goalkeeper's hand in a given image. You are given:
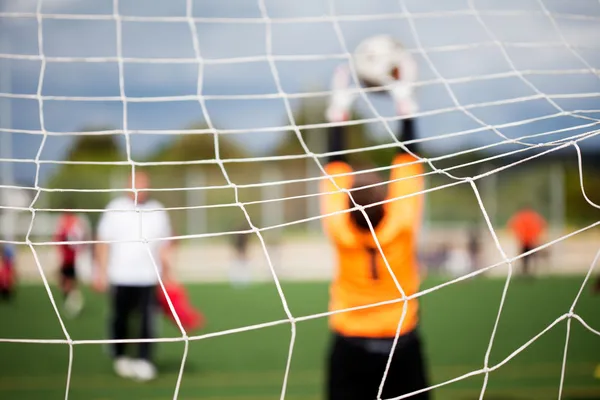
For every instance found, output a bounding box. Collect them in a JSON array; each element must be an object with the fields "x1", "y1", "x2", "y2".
[
  {"x1": 325, "y1": 64, "x2": 356, "y2": 123},
  {"x1": 390, "y1": 80, "x2": 418, "y2": 117}
]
